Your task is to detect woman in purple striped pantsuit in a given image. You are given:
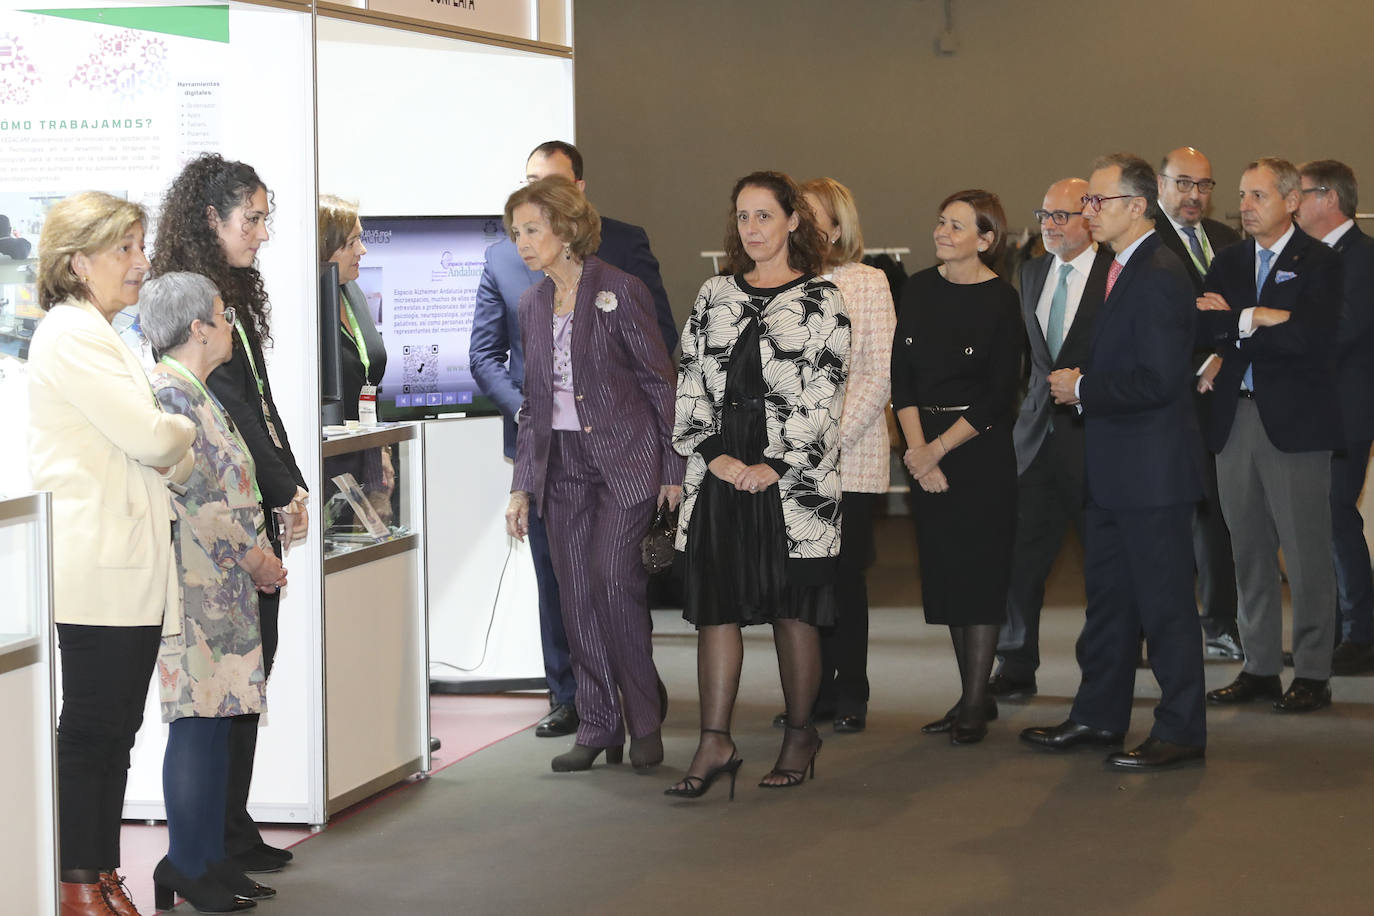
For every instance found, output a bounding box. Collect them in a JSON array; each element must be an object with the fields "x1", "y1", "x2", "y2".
[{"x1": 503, "y1": 176, "x2": 684, "y2": 773}]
